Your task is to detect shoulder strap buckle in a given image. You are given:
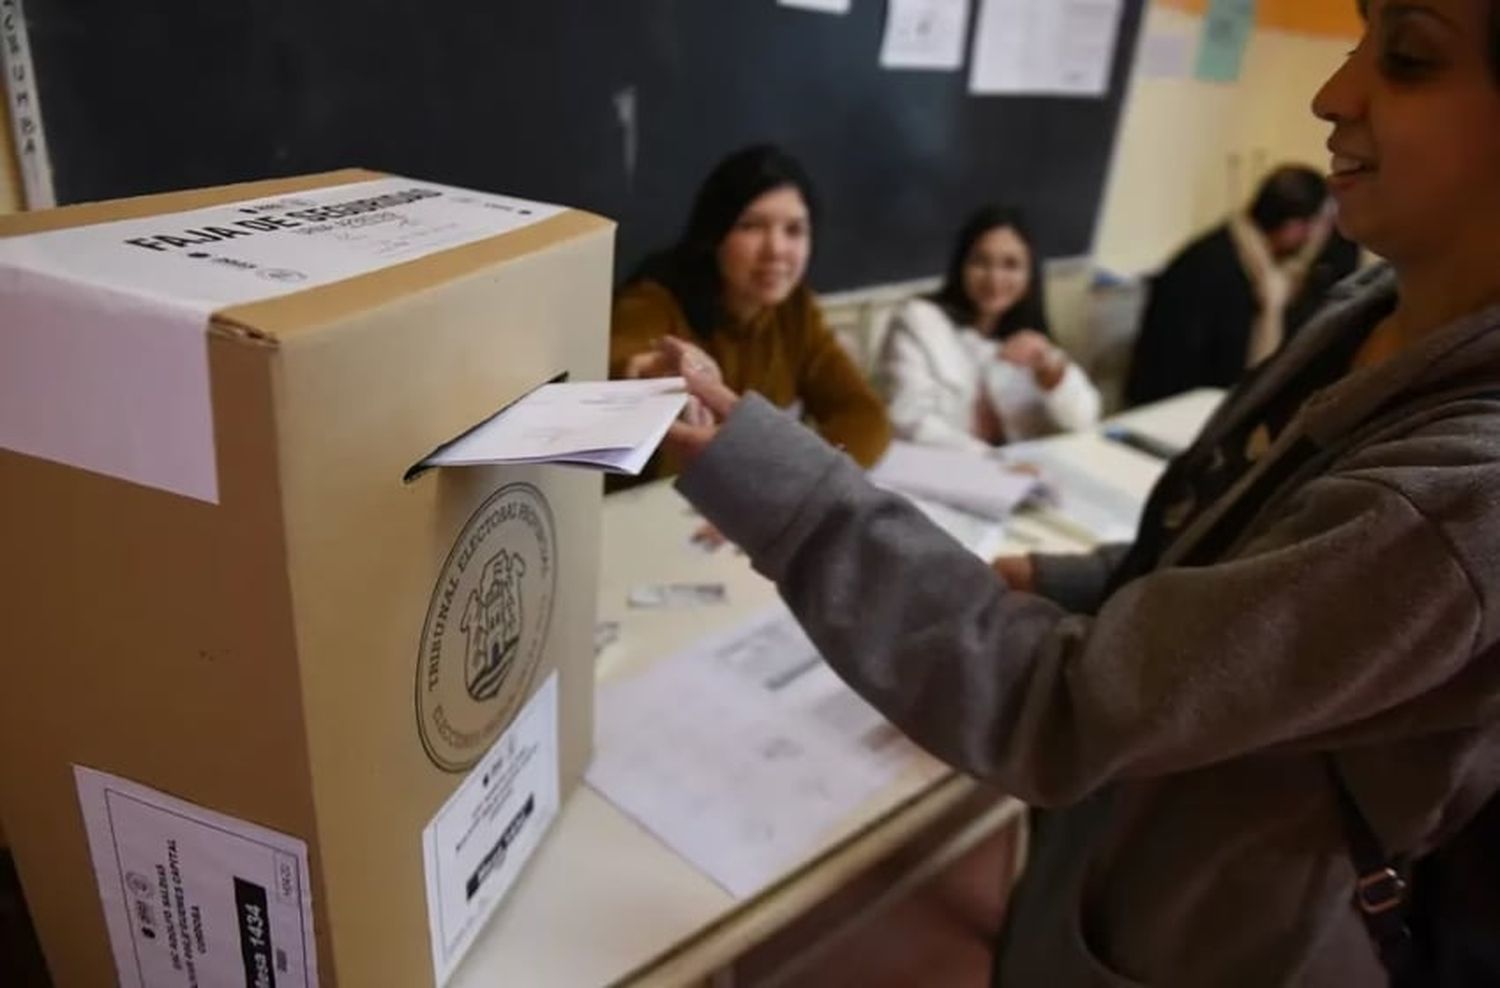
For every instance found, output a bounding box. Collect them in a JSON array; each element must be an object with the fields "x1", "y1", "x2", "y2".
[{"x1": 1356, "y1": 866, "x2": 1408, "y2": 915}]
